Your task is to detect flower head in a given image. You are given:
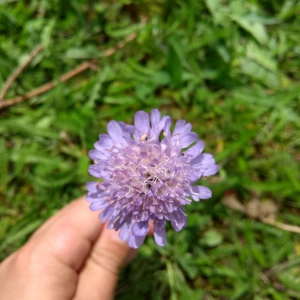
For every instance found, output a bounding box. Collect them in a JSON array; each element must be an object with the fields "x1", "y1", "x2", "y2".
[{"x1": 86, "y1": 109, "x2": 218, "y2": 248}]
